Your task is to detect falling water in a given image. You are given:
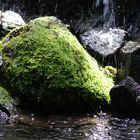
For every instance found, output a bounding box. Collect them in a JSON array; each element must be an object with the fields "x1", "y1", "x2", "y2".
[
  {"x1": 95, "y1": 0, "x2": 101, "y2": 7},
  {"x1": 103, "y1": 0, "x2": 116, "y2": 28},
  {"x1": 95, "y1": 0, "x2": 115, "y2": 28},
  {"x1": 78, "y1": 0, "x2": 126, "y2": 66}
]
